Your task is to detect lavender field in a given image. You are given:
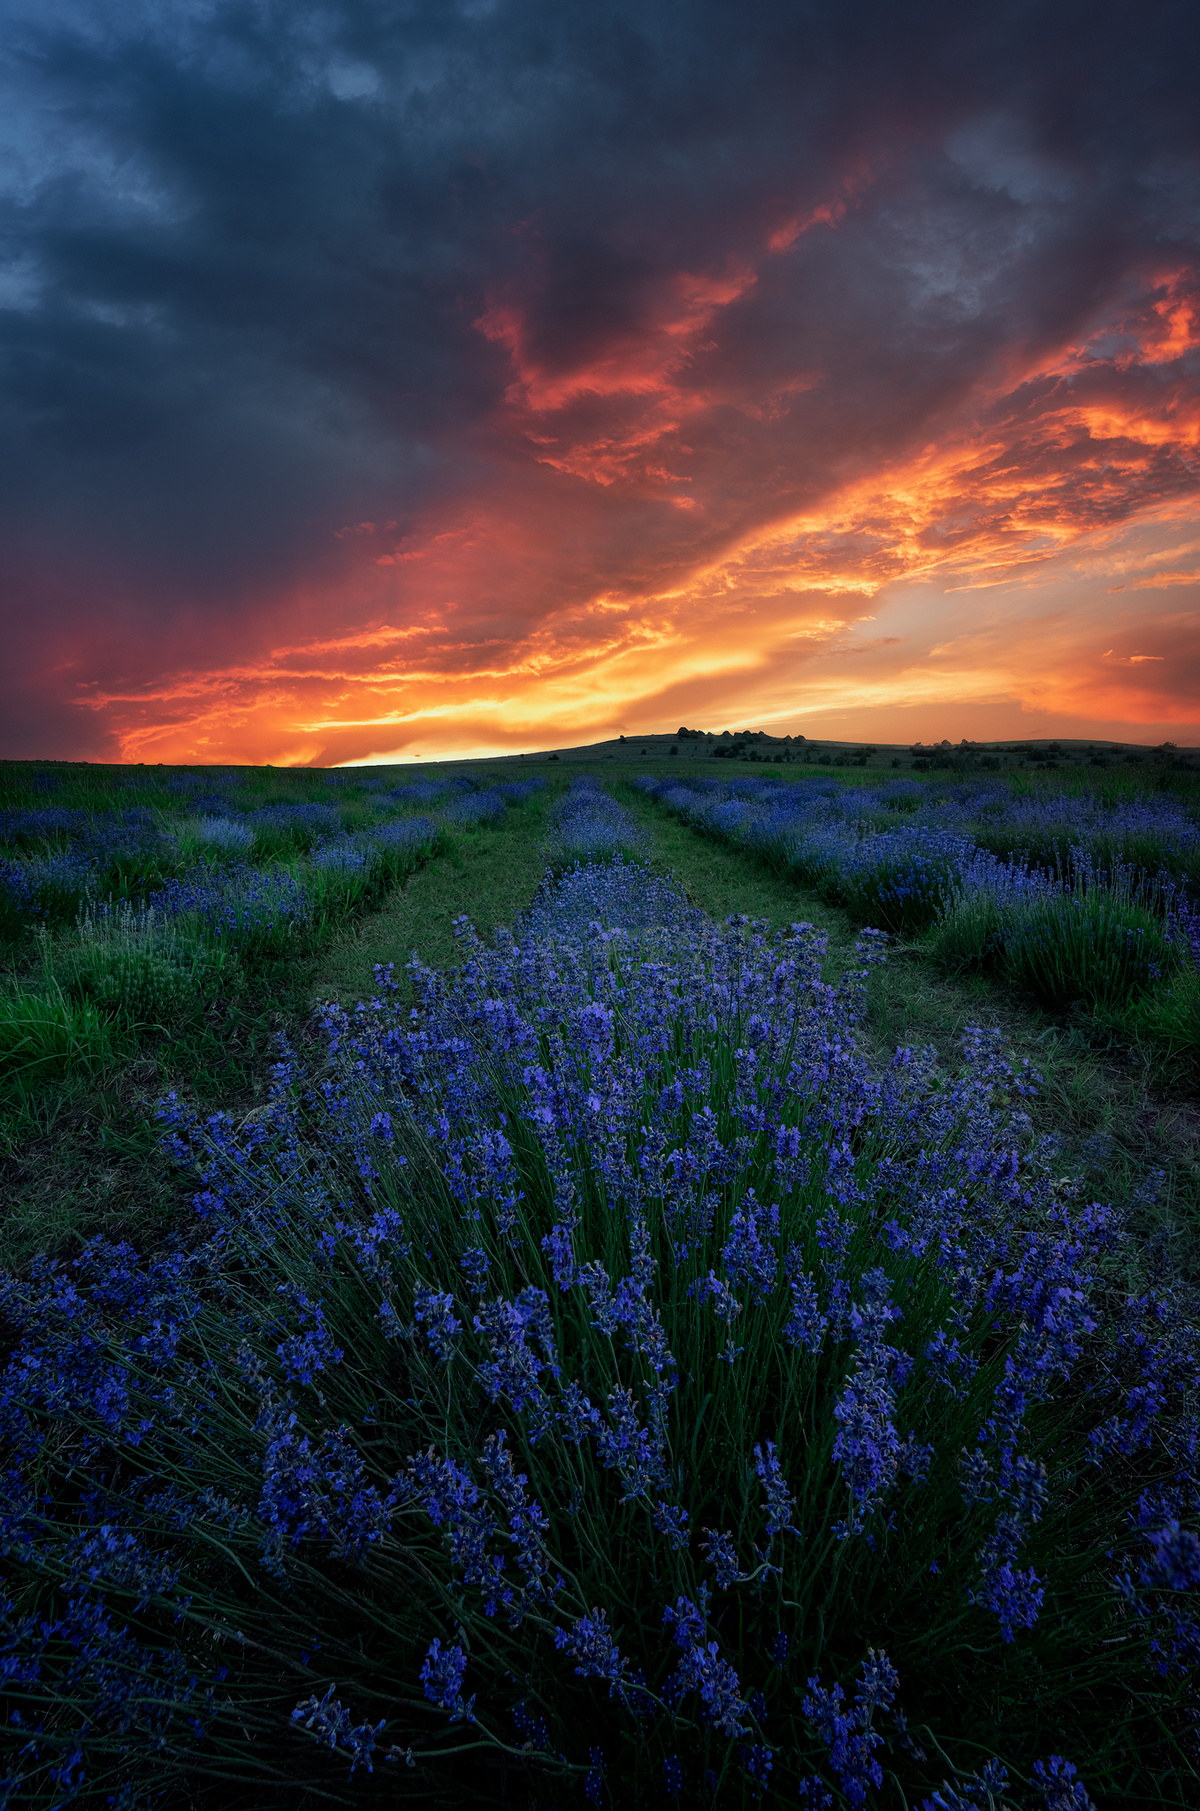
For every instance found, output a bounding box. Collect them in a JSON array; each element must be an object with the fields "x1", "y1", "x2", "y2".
[{"x1": 0, "y1": 768, "x2": 1198, "y2": 1807}]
